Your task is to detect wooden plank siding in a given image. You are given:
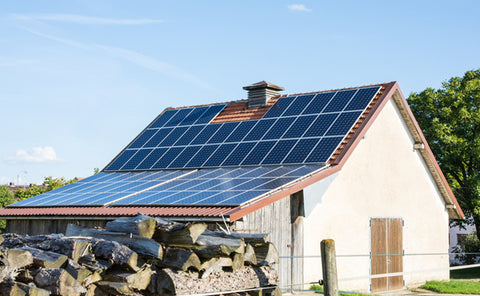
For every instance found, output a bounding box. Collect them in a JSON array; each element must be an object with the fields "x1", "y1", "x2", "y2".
[
  {"x1": 370, "y1": 218, "x2": 403, "y2": 293},
  {"x1": 6, "y1": 219, "x2": 110, "y2": 235},
  {"x1": 234, "y1": 191, "x2": 304, "y2": 290},
  {"x1": 388, "y1": 218, "x2": 403, "y2": 290}
]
